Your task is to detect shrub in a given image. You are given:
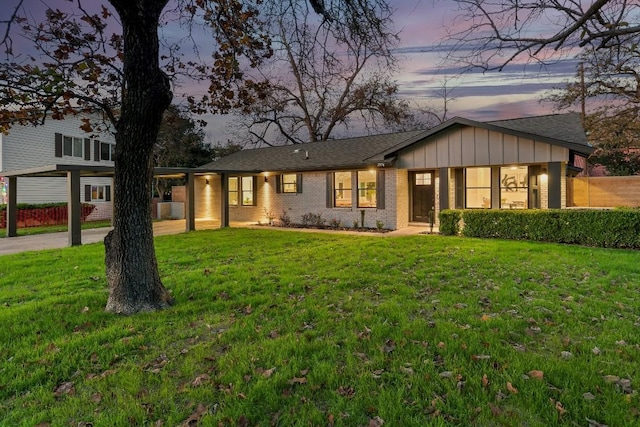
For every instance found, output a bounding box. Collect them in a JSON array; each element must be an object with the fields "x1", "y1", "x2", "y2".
[
  {"x1": 458, "y1": 208, "x2": 640, "y2": 249},
  {"x1": 375, "y1": 220, "x2": 384, "y2": 230},
  {"x1": 301, "y1": 212, "x2": 325, "y2": 227},
  {"x1": 329, "y1": 218, "x2": 341, "y2": 229},
  {"x1": 439, "y1": 209, "x2": 462, "y2": 236},
  {"x1": 279, "y1": 209, "x2": 291, "y2": 227}
]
